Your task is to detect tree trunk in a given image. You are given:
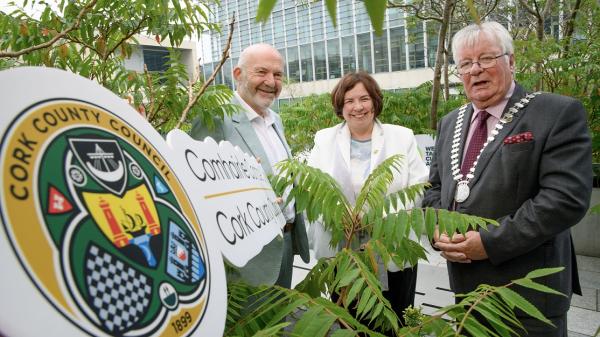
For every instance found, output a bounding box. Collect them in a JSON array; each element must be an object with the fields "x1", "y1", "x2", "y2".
[
  {"x1": 429, "y1": 0, "x2": 454, "y2": 130},
  {"x1": 443, "y1": 21, "x2": 452, "y2": 102},
  {"x1": 561, "y1": 0, "x2": 583, "y2": 57}
]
